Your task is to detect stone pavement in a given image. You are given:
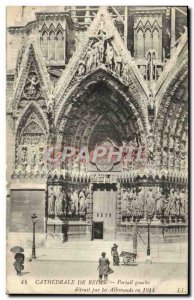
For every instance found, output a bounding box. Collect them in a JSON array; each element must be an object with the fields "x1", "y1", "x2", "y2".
[
  {"x1": 6, "y1": 240, "x2": 188, "y2": 294},
  {"x1": 6, "y1": 259, "x2": 188, "y2": 294},
  {"x1": 7, "y1": 240, "x2": 188, "y2": 264}
]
